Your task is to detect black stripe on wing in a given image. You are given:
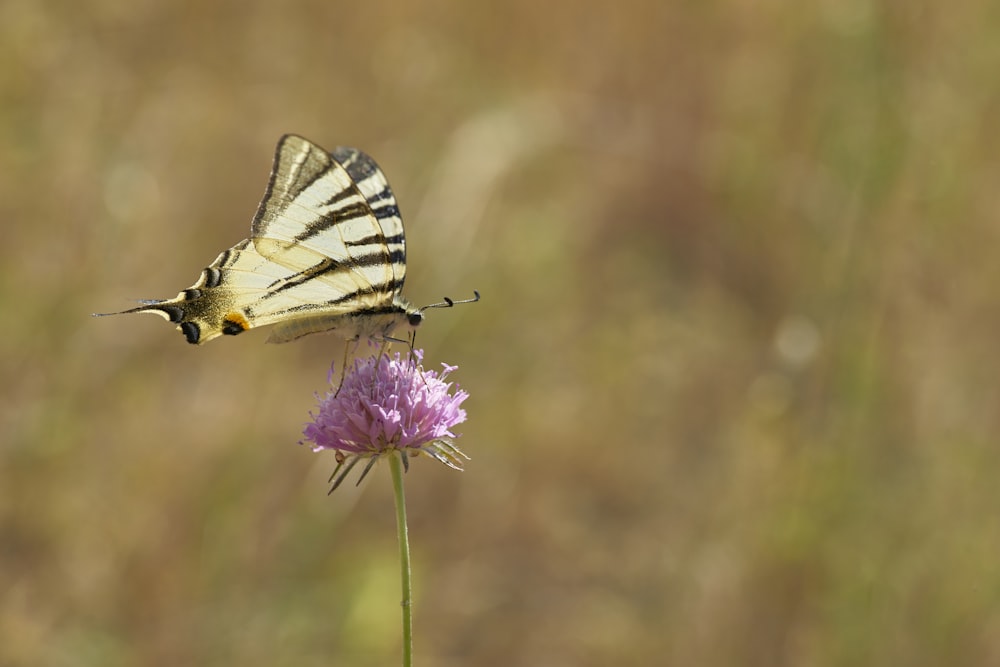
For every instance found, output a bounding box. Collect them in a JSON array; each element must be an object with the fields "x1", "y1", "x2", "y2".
[
  {"x1": 345, "y1": 232, "x2": 405, "y2": 247},
  {"x1": 371, "y1": 202, "x2": 401, "y2": 220},
  {"x1": 260, "y1": 249, "x2": 406, "y2": 298},
  {"x1": 291, "y1": 202, "x2": 373, "y2": 245},
  {"x1": 332, "y1": 146, "x2": 378, "y2": 182},
  {"x1": 252, "y1": 281, "x2": 404, "y2": 316}
]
